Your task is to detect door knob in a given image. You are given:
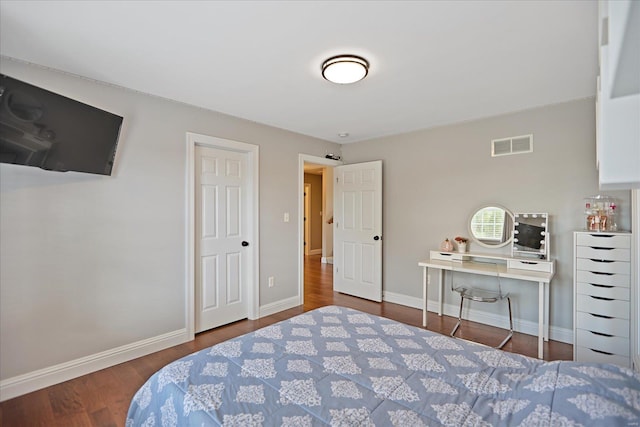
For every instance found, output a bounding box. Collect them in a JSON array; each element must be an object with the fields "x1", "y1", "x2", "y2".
[
  {"x1": 373, "y1": 236, "x2": 380, "y2": 241},
  {"x1": 242, "y1": 241, "x2": 249, "y2": 247}
]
